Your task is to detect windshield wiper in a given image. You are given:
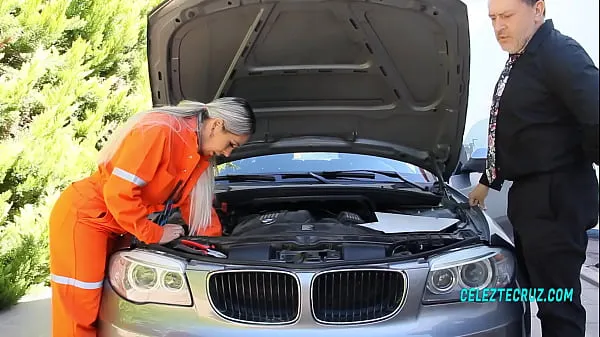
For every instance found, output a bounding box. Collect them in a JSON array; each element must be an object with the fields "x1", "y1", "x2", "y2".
[
  {"x1": 280, "y1": 172, "x2": 331, "y2": 184},
  {"x1": 217, "y1": 172, "x2": 373, "y2": 184},
  {"x1": 318, "y1": 170, "x2": 431, "y2": 192},
  {"x1": 215, "y1": 174, "x2": 276, "y2": 182},
  {"x1": 216, "y1": 171, "x2": 430, "y2": 192}
]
